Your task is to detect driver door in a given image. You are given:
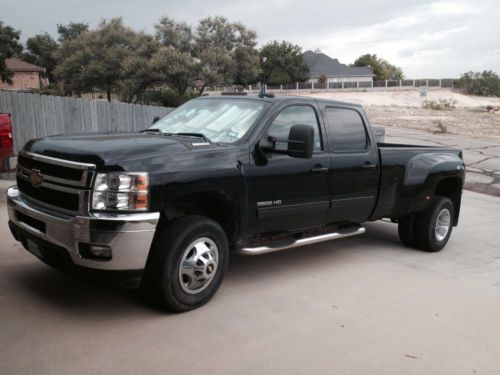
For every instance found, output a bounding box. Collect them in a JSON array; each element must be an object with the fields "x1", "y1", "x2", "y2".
[{"x1": 248, "y1": 103, "x2": 331, "y2": 234}]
